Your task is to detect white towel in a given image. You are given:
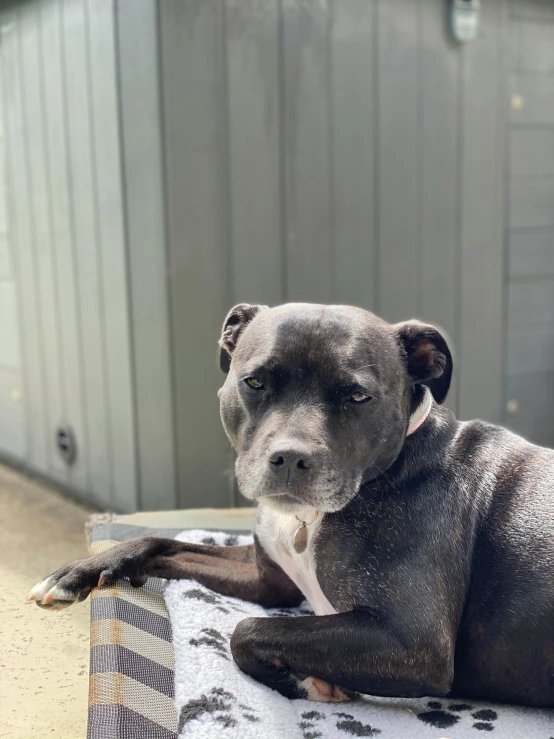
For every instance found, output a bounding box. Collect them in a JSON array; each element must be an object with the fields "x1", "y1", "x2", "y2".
[{"x1": 164, "y1": 530, "x2": 553, "y2": 739}]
